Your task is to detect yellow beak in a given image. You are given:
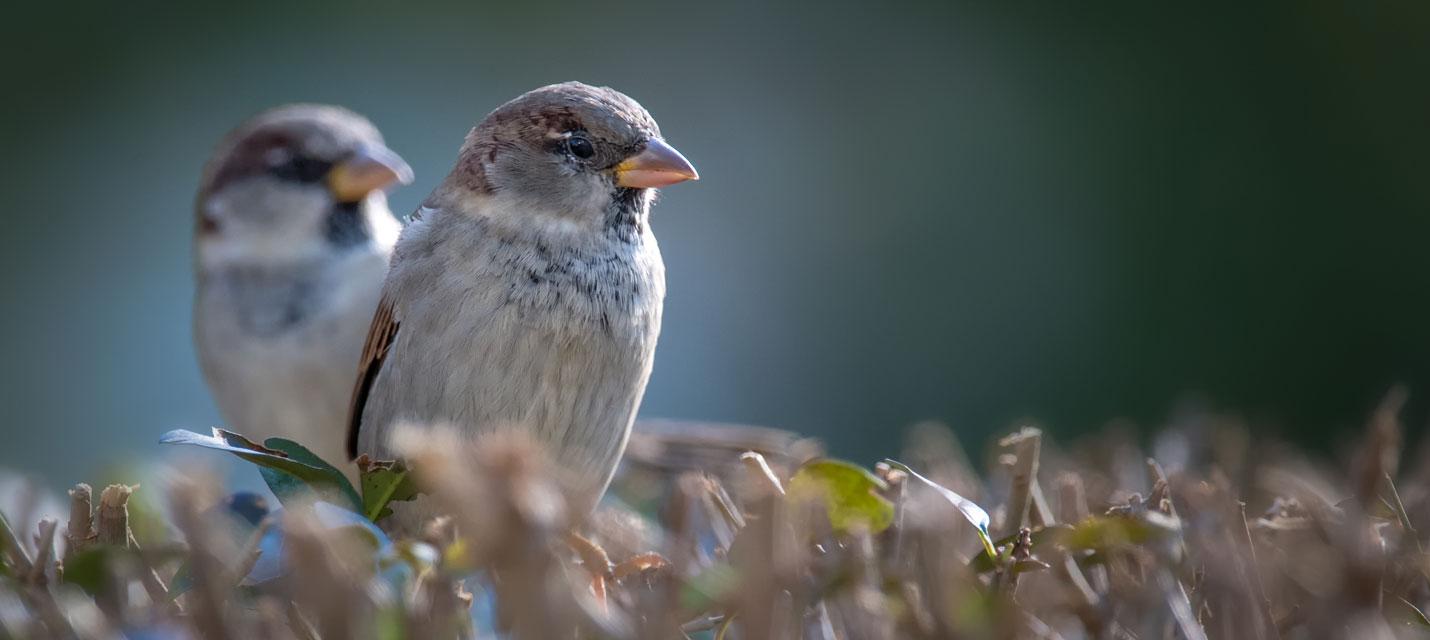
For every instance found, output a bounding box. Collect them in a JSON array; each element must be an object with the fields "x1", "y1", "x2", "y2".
[
  {"x1": 614, "y1": 138, "x2": 699, "y2": 188},
  {"x1": 327, "y1": 144, "x2": 415, "y2": 203}
]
